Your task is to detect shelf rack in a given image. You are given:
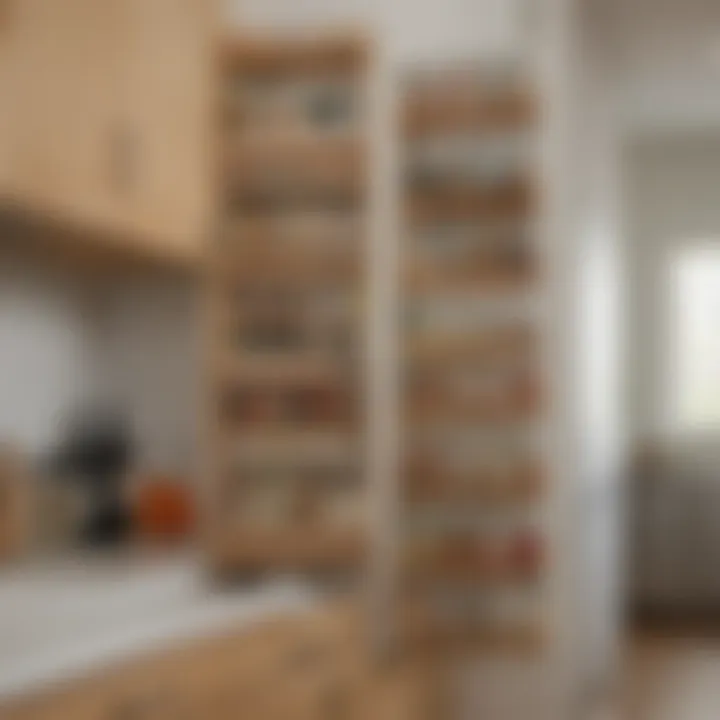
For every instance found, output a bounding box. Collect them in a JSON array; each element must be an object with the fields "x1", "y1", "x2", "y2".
[
  {"x1": 399, "y1": 65, "x2": 545, "y2": 653},
  {"x1": 206, "y1": 33, "x2": 369, "y2": 577}
]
